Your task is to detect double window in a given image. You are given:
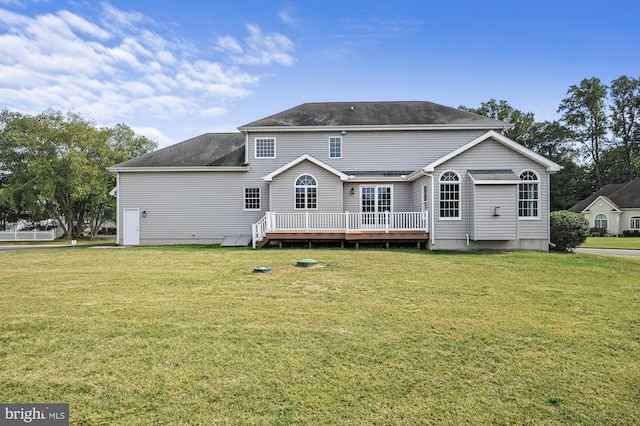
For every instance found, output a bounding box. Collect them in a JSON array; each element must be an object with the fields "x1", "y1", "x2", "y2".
[
  {"x1": 295, "y1": 175, "x2": 317, "y2": 209},
  {"x1": 439, "y1": 171, "x2": 460, "y2": 219},
  {"x1": 631, "y1": 216, "x2": 640, "y2": 230},
  {"x1": 518, "y1": 171, "x2": 539, "y2": 218}
]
